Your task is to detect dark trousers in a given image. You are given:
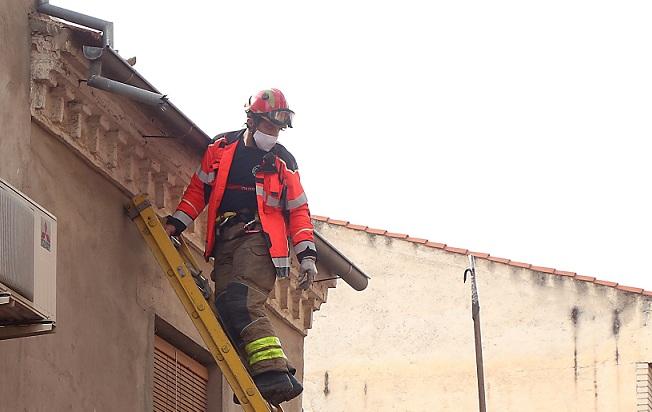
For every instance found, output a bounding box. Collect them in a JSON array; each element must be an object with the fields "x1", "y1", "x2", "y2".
[{"x1": 212, "y1": 224, "x2": 290, "y2": 375}]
